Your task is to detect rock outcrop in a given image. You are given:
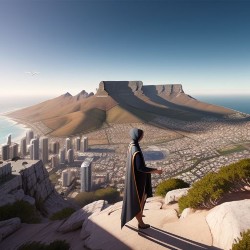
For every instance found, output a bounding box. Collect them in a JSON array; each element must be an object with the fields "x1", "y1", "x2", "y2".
[
  {"x1": 206, "y1": 199, "x2": 250, "y2": 250},
  {"x1": 0, "y1": 160, "x2": 74, "y2": 217},
  {"x1": 57, "y1": 200, "x2": 108, "y2": 233},
  {"x1": 164, "y1": 187, "x2": 190, "y2": 204},
  {"x1": 0, "y1": 218, "x2": 21, "y2": 242}
]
